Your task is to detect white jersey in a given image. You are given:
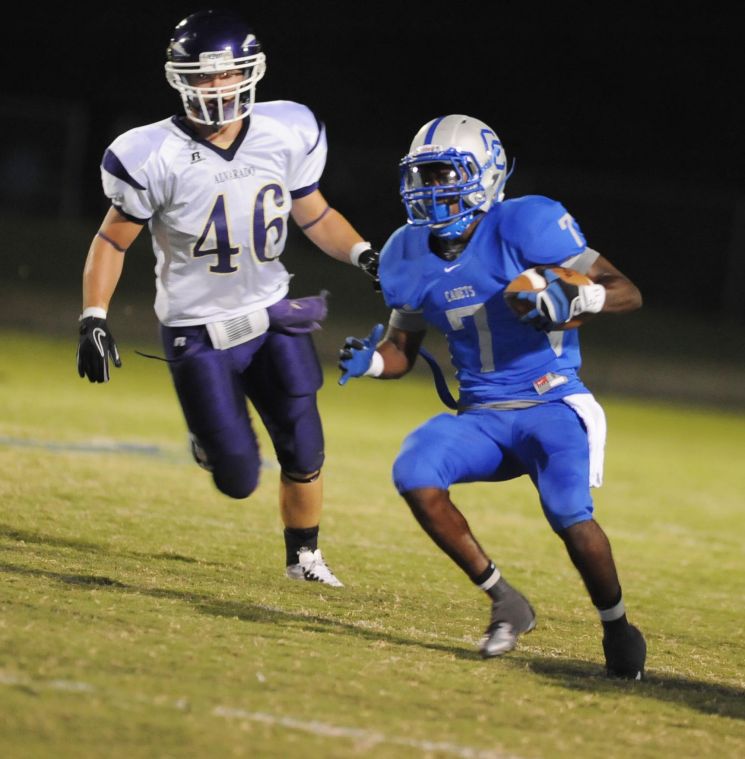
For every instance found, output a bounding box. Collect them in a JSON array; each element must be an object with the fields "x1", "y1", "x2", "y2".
[{"x1": 101, "y1": 101, "x2": 327, "y2": 326}]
